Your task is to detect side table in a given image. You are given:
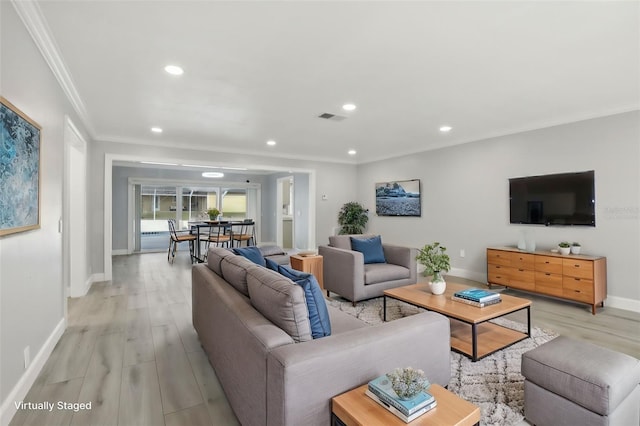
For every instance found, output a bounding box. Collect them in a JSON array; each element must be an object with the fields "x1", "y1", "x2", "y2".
[
  {"x1": 332, "y1": 384, "x2": 480, "y2": 426},
  {"x1": 290, "y1": 254, "x2": 324, "y2": 289}
]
